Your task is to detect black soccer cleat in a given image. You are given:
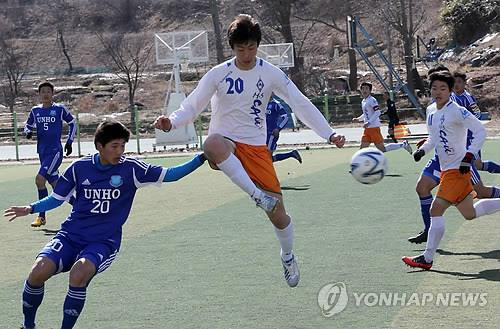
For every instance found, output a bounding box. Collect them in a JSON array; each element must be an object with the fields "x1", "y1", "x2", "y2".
[{"x1": 408, "y1": 230, "x2": 428, "y2": 244}]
